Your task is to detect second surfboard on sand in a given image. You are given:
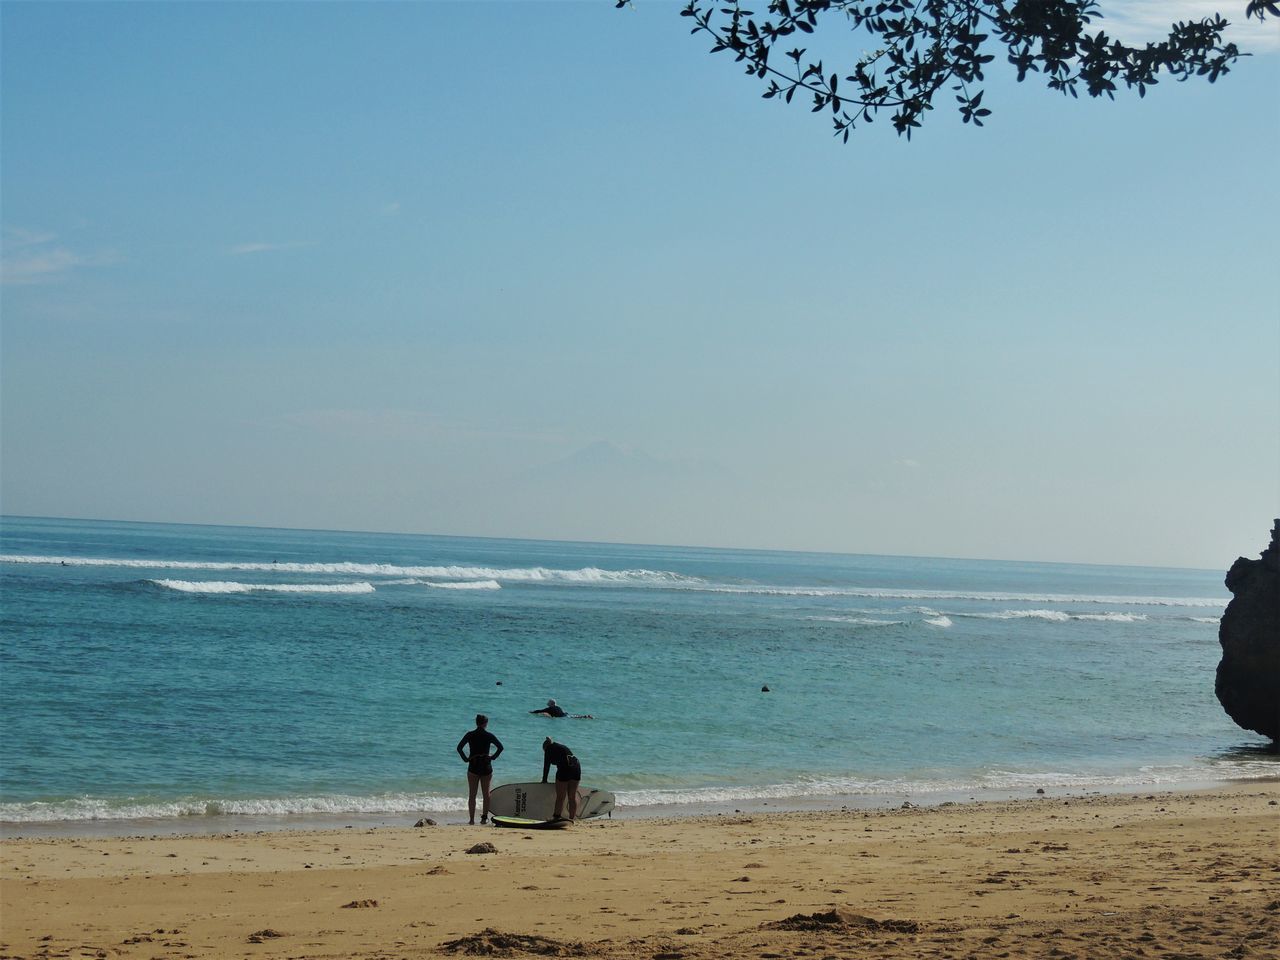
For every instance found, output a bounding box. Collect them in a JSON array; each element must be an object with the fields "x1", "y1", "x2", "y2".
[
  {"x1": 491, "y1": 815, "x2": 571, "y2": 829},
  {"x1": 488, "y1": 782, "x2": 615, "y2": 820}
]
